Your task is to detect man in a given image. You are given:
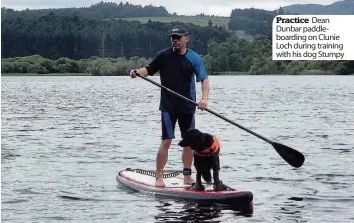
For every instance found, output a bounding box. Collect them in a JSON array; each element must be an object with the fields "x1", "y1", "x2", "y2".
[{"x1": 129, "y1": 25, "x2": 210, "y2": 187}]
